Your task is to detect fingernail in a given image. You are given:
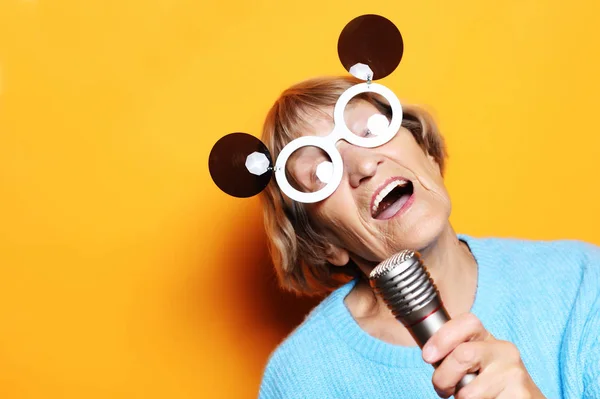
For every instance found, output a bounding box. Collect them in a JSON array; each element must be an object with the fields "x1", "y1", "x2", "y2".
[{"x1": 422, "y1": 345, "x2": 437, "y2": 362}]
